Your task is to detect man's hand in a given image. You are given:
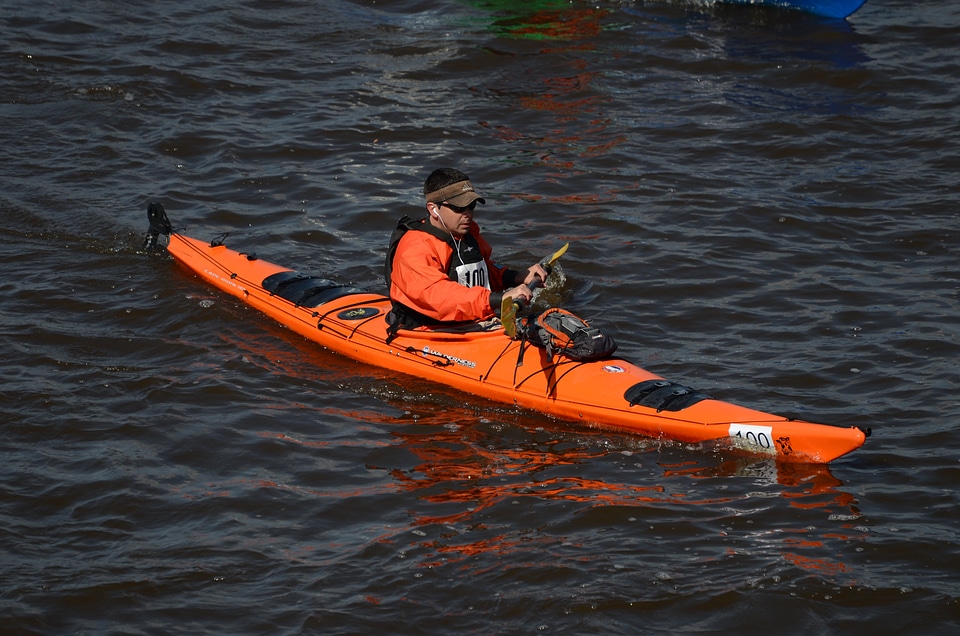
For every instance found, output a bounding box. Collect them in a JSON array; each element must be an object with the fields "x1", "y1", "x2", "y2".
[
  {"x1": 503, "y1": 283, "x2": 534, "y2": 305},
  {"x1": 523, "y1": 263, "x2": 549, "y2": 288}
]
